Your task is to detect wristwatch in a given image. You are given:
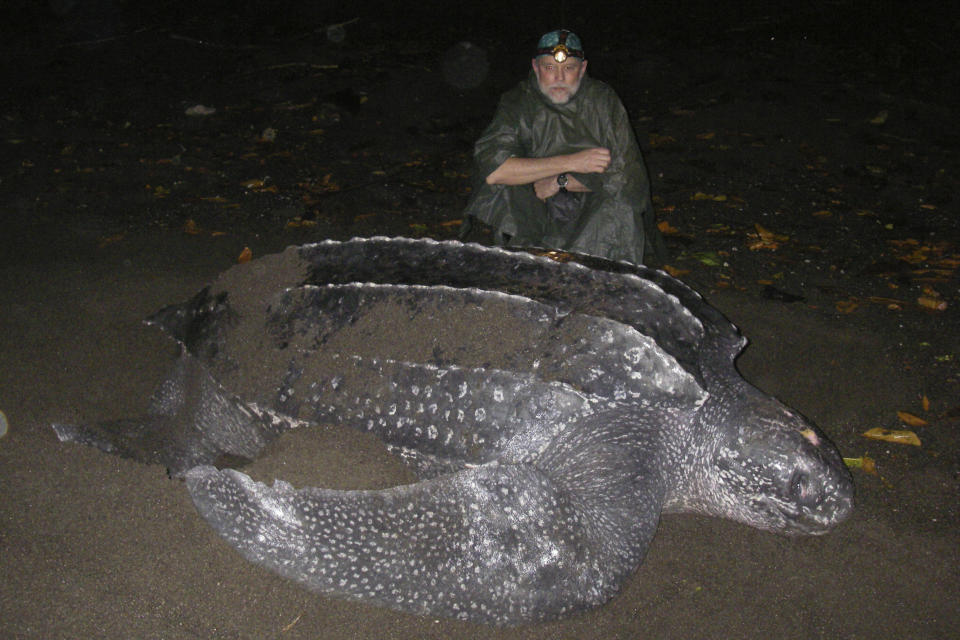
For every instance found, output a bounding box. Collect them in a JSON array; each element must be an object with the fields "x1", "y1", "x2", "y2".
[{"x1": 557, "y1": 173, "x2": 568, "y2": 193}]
